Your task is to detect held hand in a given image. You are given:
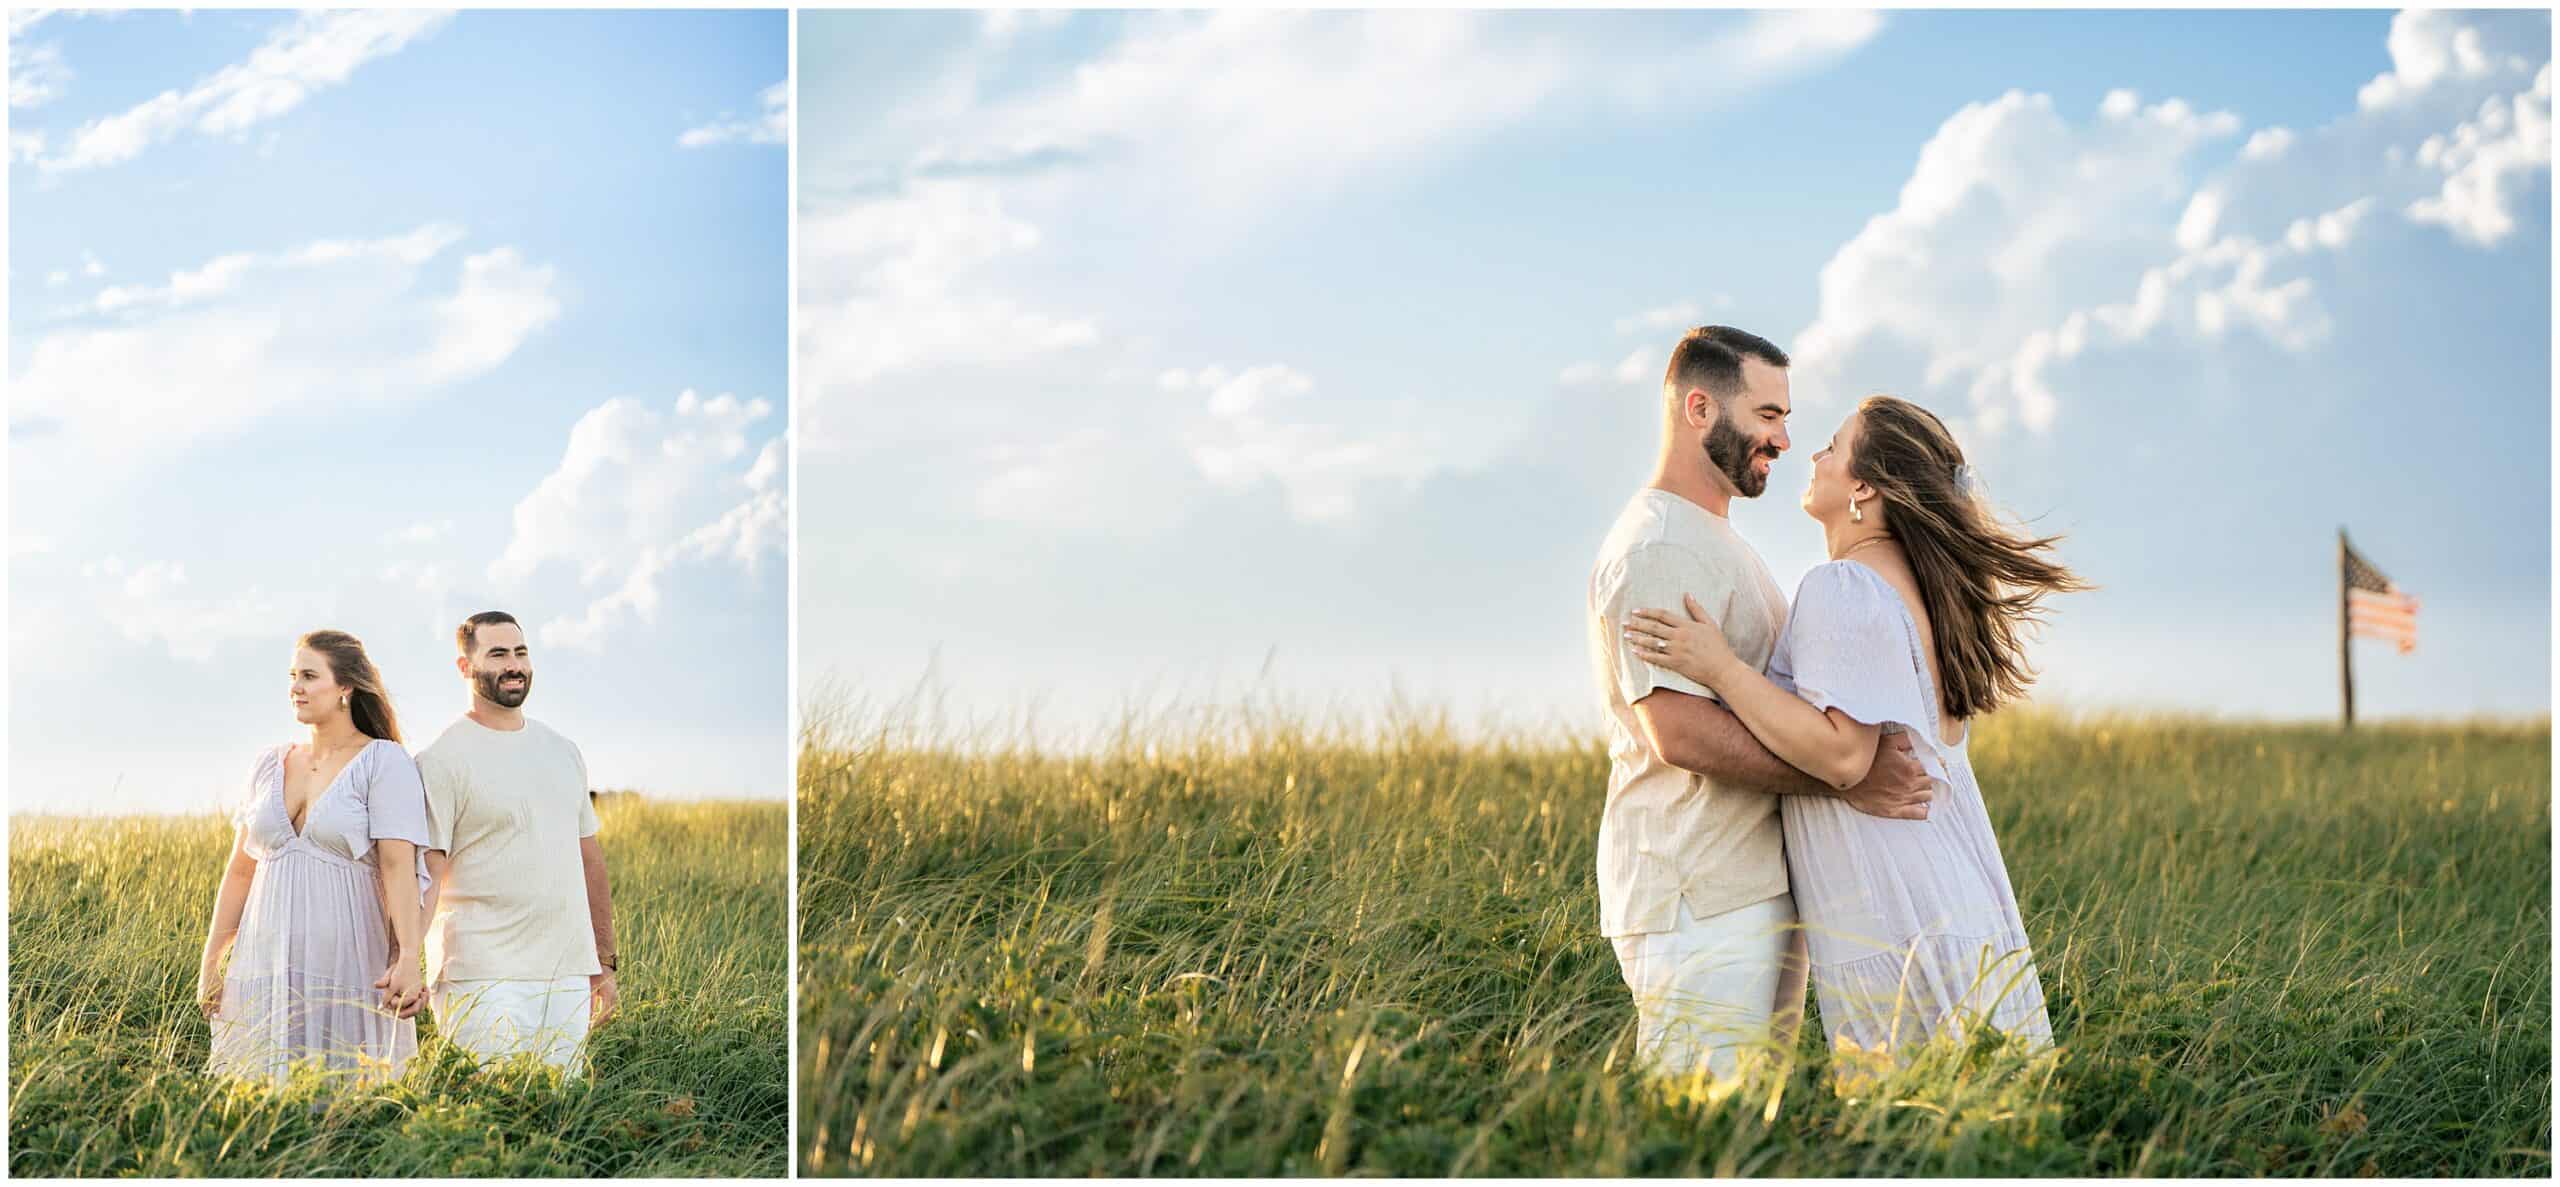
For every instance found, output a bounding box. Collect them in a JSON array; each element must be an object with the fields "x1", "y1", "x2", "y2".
[
  {"x1": 1839, "y1": 730, "x2": 1933, "y2": 821},
  {"x1": 1623, "y1": 594, "x2": 1738, "y2": 686},
  {"x1": 590, "y1": 971, "x2": 620, "y2": 1028},
  {"x1": 375, "y1": 959, "x2": 426, "y2": 1020},
  {"x1": 197, "y1": 971, "x2": 223, "y2": 1021}
]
